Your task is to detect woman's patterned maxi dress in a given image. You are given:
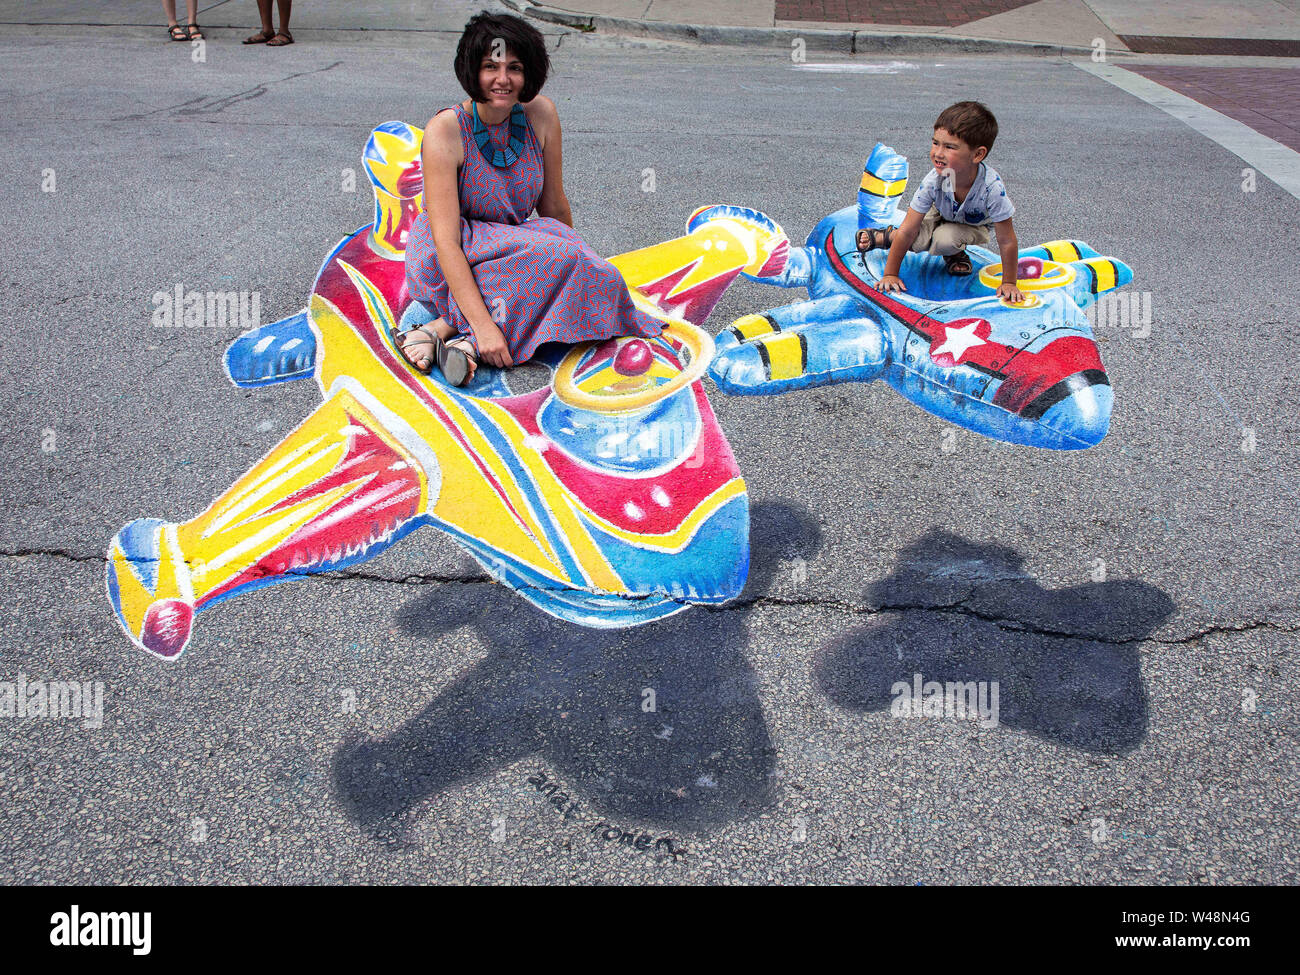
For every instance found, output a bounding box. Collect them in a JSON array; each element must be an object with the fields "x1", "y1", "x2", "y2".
[{"x1": 404, "y1": 104, "x2": 662, "y2": 363}]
